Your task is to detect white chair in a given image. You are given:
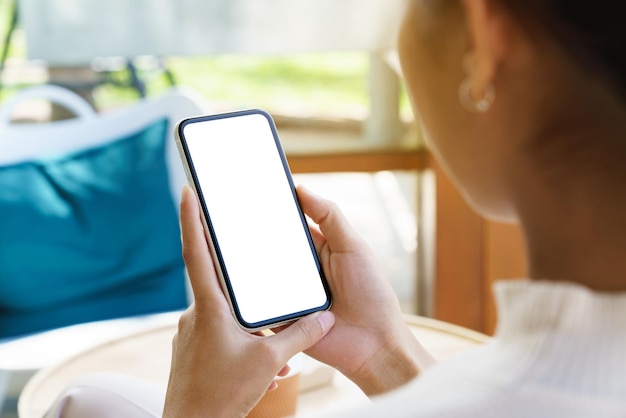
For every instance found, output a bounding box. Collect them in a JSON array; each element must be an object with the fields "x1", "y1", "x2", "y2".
[
  {"x1": 0, "y1": 84, "x2": 208, "y2": 209},
  {"x1": 0, "y1": 85, "x2": 208, "y2": 413}
]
